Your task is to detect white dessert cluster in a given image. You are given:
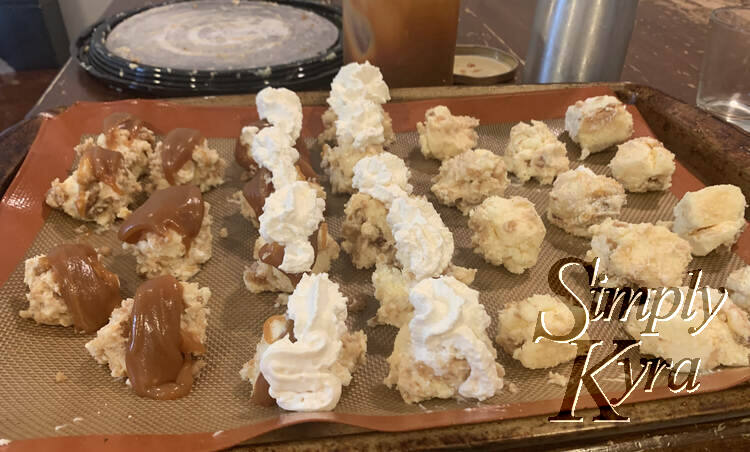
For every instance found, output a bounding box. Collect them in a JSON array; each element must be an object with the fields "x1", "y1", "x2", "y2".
[
  {"x1": 609, "y1": 137, "x2": 675, "y2": 192},
  {"x1": 496, "y1": 294, "x2": 582, "y2": 369},
  {"x1": 431, "y1": 148, "x2": 509, "y2": 214},
  {"x1": 672, "y1": 185, "x2": 747, "y2": 256},
  {"x1": 468, "y1": 196, "x2": 546, "y2": 274},
  {"x1": 341, "y1": 153, "x2": 413, "y2": 269},
  {"x1": 727, "y1": 266, "x2": 750, "y2": 311},
  {"x1": 586, "y1": 219, "x2": 692, "y2": 288},
  {"x1": 504, "y1": 120, "x2": 569, "y2": 185},
  {"x1": 547, "y1": 166, "x2": 626, "y2": 237},
  {"x1": 625, "y1": 287, "x2": 750, "y2": 370},
  {"x1": 243, "y1": 89, "x2": 339, "y2": 294},
  {"x1": 565, "y1": 95, "x2": 633, "y2": 159},
  {"x1": 321, "y1": 62, "x2": 394, "y2": 193},
  {"x1": 46, "y1": 140, "x2": 143, "y2": 226},
  {"x1": 385, "y1": 276, "x2": 504, "y2": 403},
  {"x1": 243, "y1": 273, "x2": 367, "y2": 411},
  {"x1": 418, "y1": 106, "x2": 480, "y2": 161},
  {"x1": 85, "y1": 281, "x2": 211, "y2": 379}
]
